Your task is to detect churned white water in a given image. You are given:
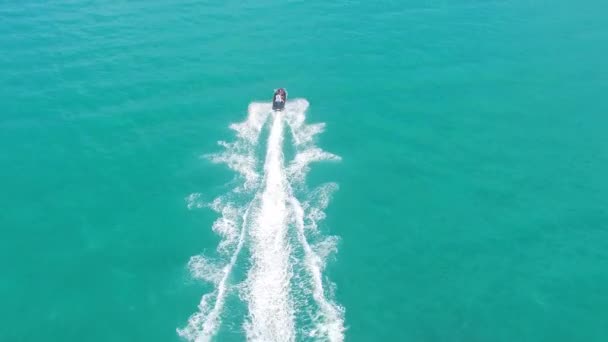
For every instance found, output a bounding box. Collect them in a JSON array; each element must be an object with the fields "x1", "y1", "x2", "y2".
[{"x1": 178, "y1": 99, "x2": 344, "y2": 341}]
